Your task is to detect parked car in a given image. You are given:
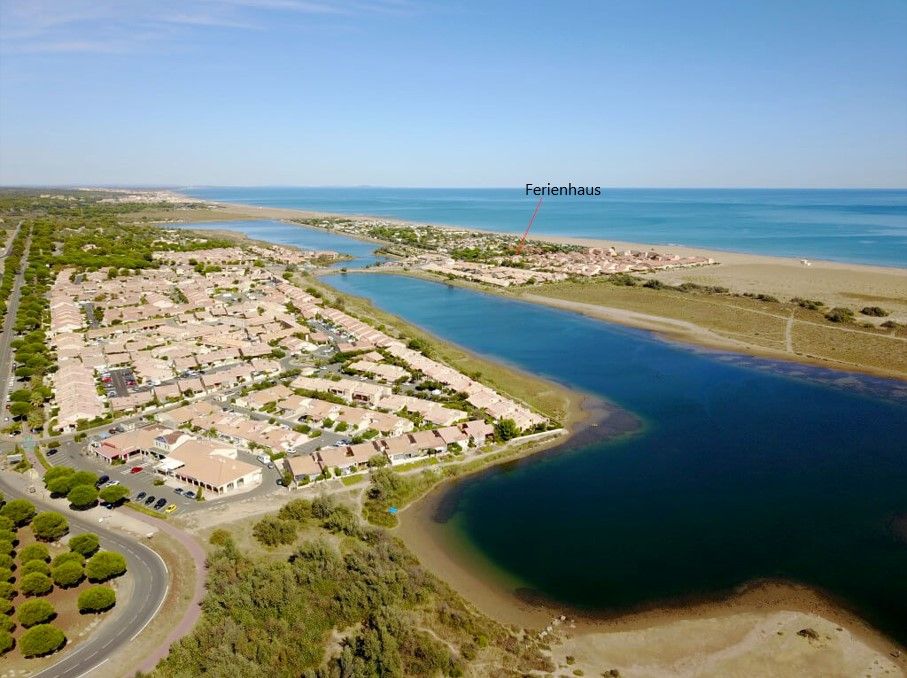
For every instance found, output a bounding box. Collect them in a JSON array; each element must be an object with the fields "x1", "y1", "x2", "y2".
[
  {"x1": 136, "y1": 491, "x2": 147, "y2": 501},
  {"x1": 144, "y1": 495, "x2": 156, "y2": 505},
  {"x1": 154, "y1": 498, "x2": 167, "y2": 510},
  {"x1": 96, "y1": 475, "x2": 110, "y2": 487},
  {"x1": 130, "y1": 466, "x2": 143, "y2": 474},
  {"x1": 104, "y1": 480, "x2": 119, "y2": 487},
  {"x1": 174, "y1": 488, "x2": 183, "y2": 495},
  {"x1": 46, "y1": 448, "x2": 57, "y2": 456},
  {"x1": 165, "y1": 504, "x2": 177, "y2": 514},
  {"x1": 185, "y1": 491, "x2": 196, "y2": 500}
]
